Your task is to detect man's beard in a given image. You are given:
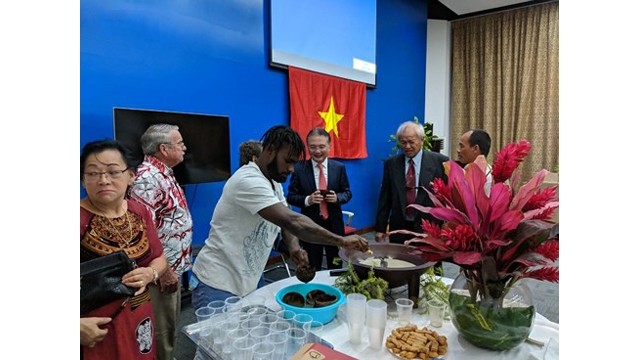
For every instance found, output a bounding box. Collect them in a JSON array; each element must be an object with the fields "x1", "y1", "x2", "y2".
[{"x1": 267, "y1": 157, "x2": 288, "y2": 183}]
